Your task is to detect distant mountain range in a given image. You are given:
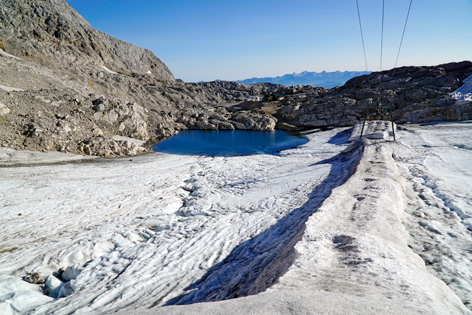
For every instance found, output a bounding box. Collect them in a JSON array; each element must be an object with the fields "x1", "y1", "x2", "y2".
[{"x1": 237, "y1": 71, "x2": 370, "y2": 89}]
